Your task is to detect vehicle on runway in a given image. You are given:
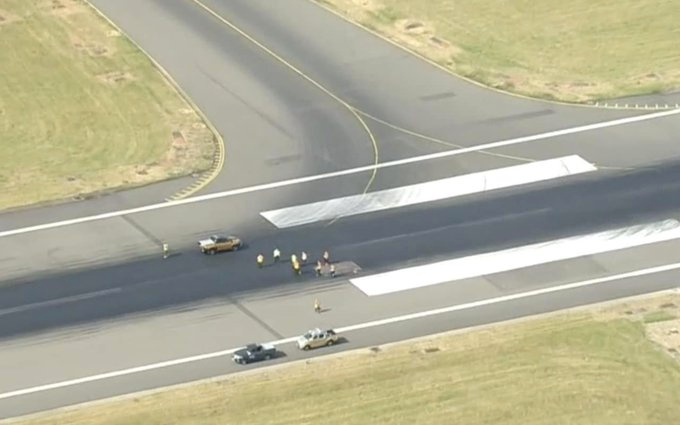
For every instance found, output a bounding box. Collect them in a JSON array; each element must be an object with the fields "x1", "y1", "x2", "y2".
[
  {"x1": 198, "y1": 234, "x2": 242, "y2": 254},
  {"x1": 297, "y1": 328, "x2": 338, "y2": 350},
  {"x1": 232, "y1": 343, "x2": 276, "y2": 364}
]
